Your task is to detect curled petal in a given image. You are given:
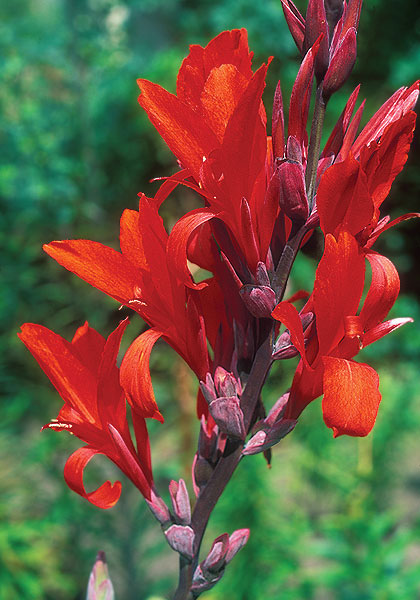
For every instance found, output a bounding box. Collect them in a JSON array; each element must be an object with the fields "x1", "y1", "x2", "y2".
[
  {"x1": 120, "y1": 329, "x2": 164, "y2": 422},
  {"x1": 322, "y1": 357, "x2": 381, "y2": 437},
  {"x1": 63, "y1": 446, "x2": 122, "y2": 509},
  {"x1": 359, "y1": 253, "x2": 400, "y2": 331},
  {"x1": 363, "y1": 317, "x2": 413, "y2": 347},
  {"x1": 166, "y1": 208, "x2": 218, "y2": 289}
]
